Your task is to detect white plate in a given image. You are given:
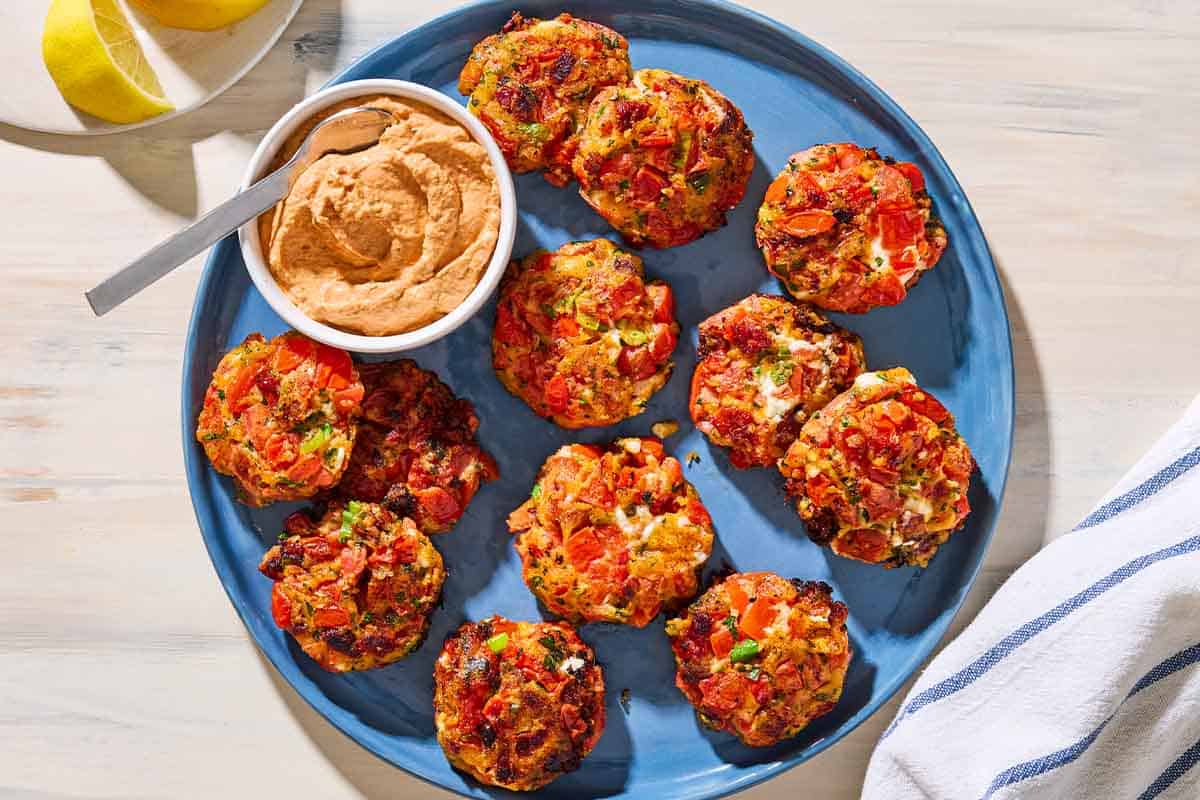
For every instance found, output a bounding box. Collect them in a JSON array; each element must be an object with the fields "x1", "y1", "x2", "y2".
[{"x1": 0, "y1": 0, "x2": 303, "y2": 135}]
